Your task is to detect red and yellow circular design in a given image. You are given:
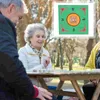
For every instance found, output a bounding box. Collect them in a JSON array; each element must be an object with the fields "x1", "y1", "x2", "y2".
[{"x1": 67, "y1": 13, "x2": 80, "y2": 26}]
